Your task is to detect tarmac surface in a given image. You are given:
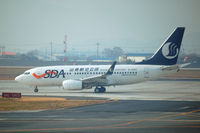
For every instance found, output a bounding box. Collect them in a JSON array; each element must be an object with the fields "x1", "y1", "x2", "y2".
[{"x1": 0, "y1": 80, "x2": 200, "y2": 133}]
